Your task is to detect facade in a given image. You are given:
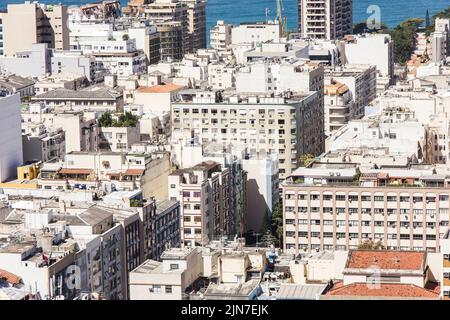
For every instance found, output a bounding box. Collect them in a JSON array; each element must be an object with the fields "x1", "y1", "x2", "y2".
[
  {"x1": 156, "y1": 21, "x2": 184, "y2": 61},
  {"x1": 210, "y1": 20, "x2": 232, "y2": 50},
  {"x1": 98, "y1": 125, "x2": 141, "y2": 152},
  {"x1": 172, "y1": 89, "x2": 324, "y2": 180},
  {"x1": 22, "y1": 127, "x2": 66, "y2": 164},
  {"x1": 324, "y1": 80, "x2": 354, "y2": 136},
  {"x1": 442, "y1": 230, "x2": 450, "y2": 300},
  {"x1": 325, "y1": 64, "x2": 377, "y2": 119},
  {"x1": 231, "y1": 21, "x2": 281, "y2": 45},
  {"x1": 180, "y1": 0, "x2": 207, "y2": 52},
  {"x1": 1, "y1": 2, "x2": 69, "y2": 56},
  {"x1": 339, "y1": 34, "x2": 395, "y2": 92},
  {"x1": 129, "y1": 247, "x2": 203, "y2": 300},
  {"x1": 168, "y1": 161, "x2": 236, "y2": 246},
  {"x1": 282, "y1": 162, "x2": 450, "y2": 254},
  {"x1": 0, "y1": 94, "x2": 23, "y2": 182},
  {"x1": 298, "y1": 0, "x2": 353, "y2": 40},
  {"x1": 0, "y1": 43, "x2": 52, "y2": 78}
]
